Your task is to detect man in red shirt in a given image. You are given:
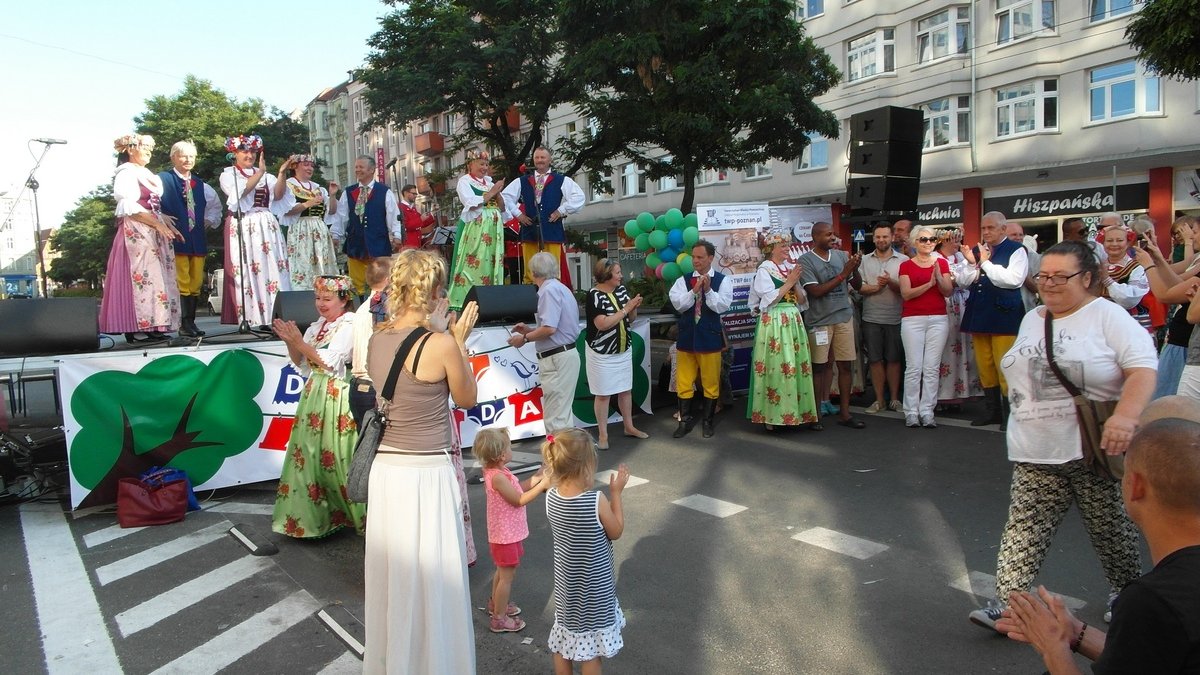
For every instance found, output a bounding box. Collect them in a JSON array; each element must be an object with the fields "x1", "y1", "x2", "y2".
[{"x1": 398, "y1": 183, "x2": 435, "y2": 249}]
